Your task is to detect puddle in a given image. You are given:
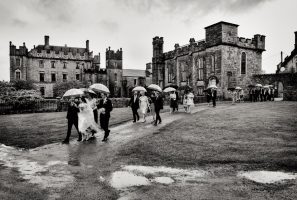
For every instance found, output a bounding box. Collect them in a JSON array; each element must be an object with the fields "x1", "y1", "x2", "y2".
[
  {"x1": 153, "y1": 177, "x2": 174, "y2": 184},
  {"x1": 110, "y1": 165, "x2": 207, "y2": 190},
  {"x1": 0, "y1": 144, "x2": 74, "y2": 189},
  {"x1": 110, "y1": 171, "x2": 150, "y2": 189},
  {"x1": 238, "y1": 171, "x2": 297, "y2": 184}
]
